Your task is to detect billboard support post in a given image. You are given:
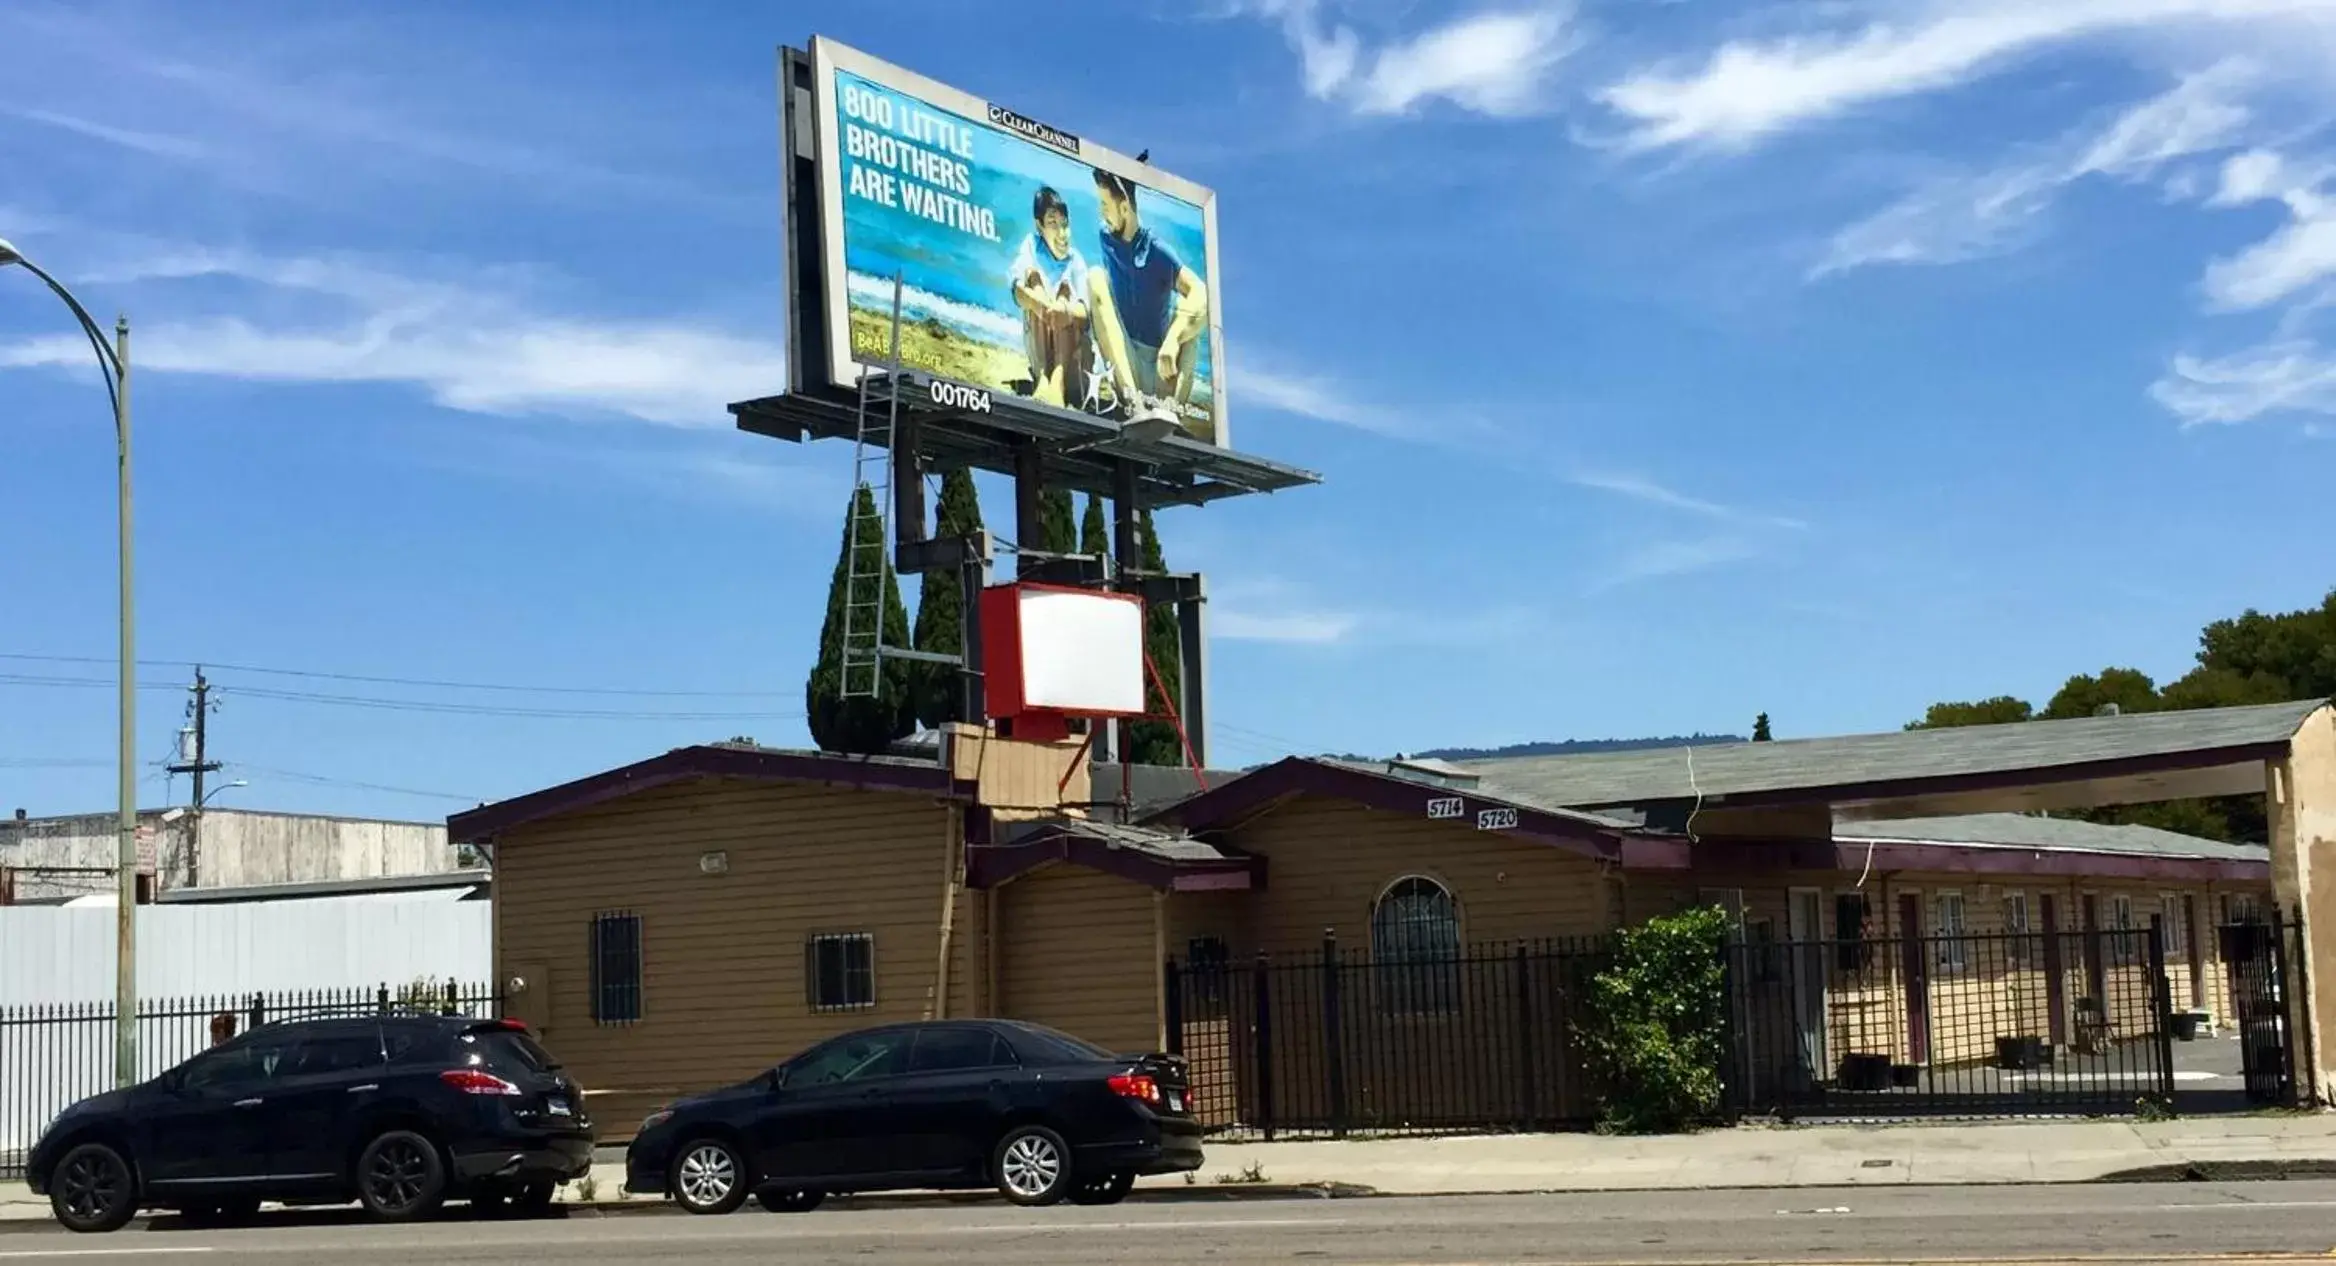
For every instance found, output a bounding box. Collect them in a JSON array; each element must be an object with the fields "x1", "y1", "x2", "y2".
[{"x1": 1109, "y1": 459, "x2": 1142, "y2": 764}]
